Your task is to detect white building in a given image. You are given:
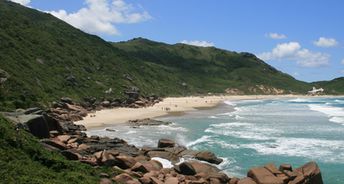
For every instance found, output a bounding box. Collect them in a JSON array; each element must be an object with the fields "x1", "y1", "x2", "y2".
[{"x1": 308, "y1": 87, "x2": 324, "y2": 95}]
